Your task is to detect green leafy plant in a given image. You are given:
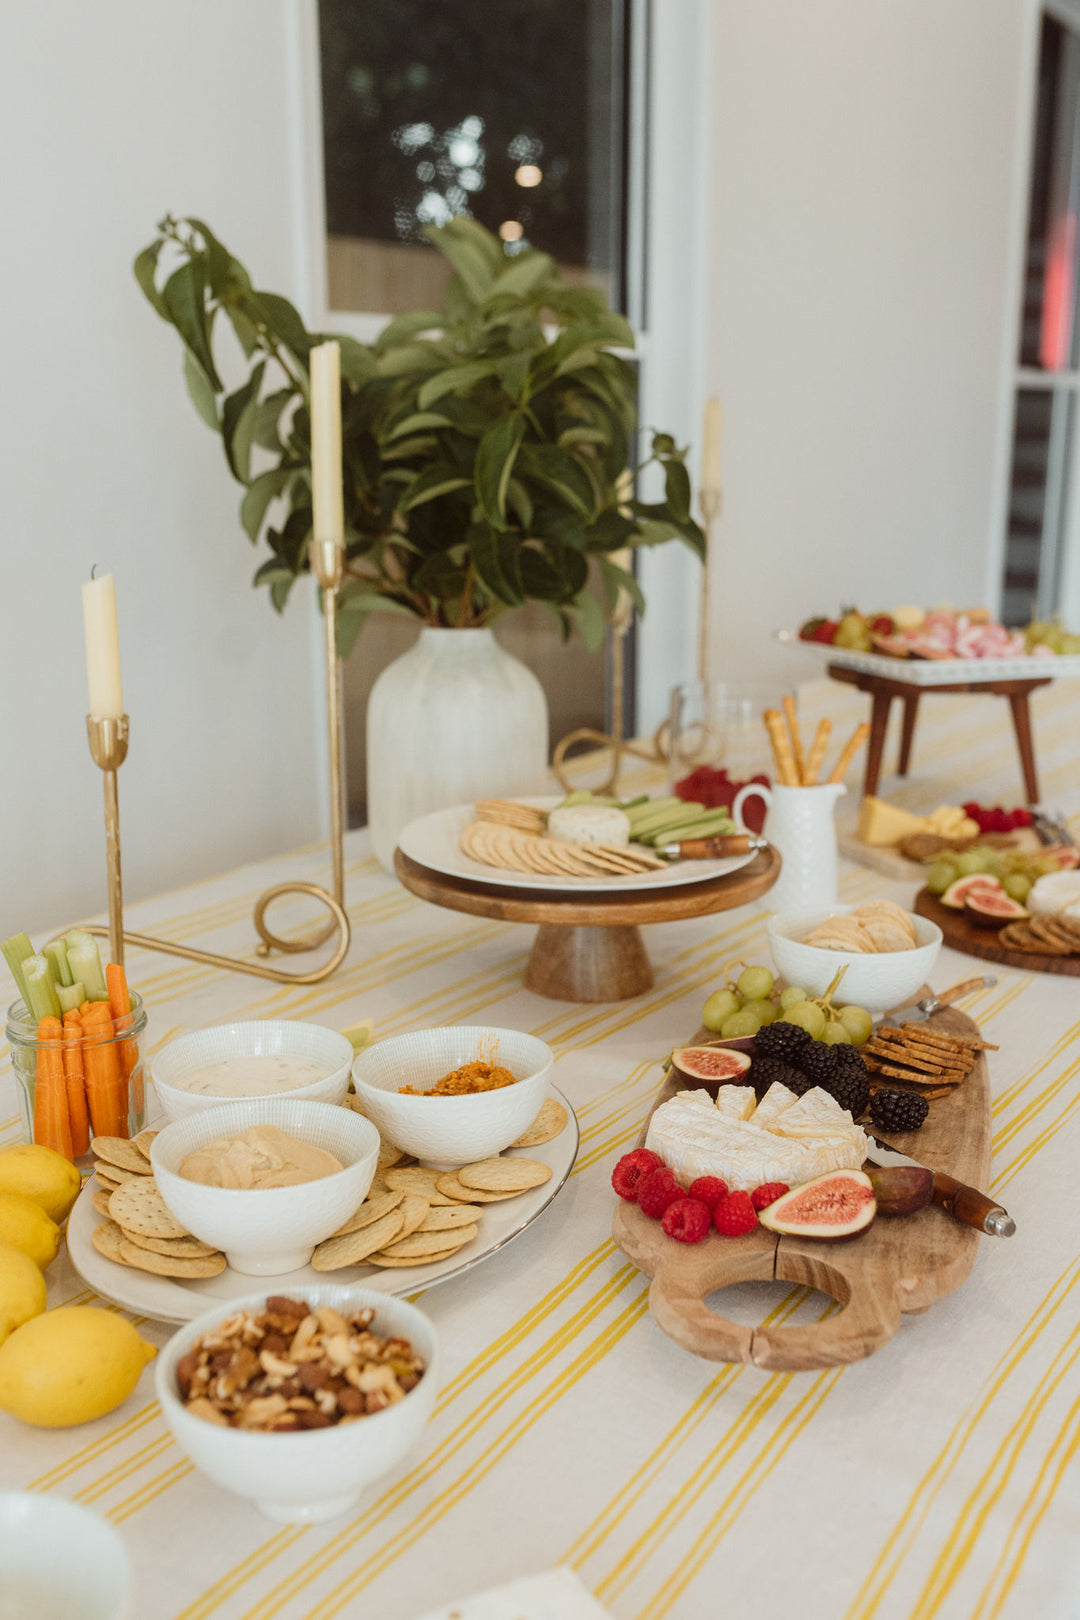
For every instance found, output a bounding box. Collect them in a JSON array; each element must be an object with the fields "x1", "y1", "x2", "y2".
[{"x1": 135, "y1": 214, "x2": 703, "y2": 656}]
